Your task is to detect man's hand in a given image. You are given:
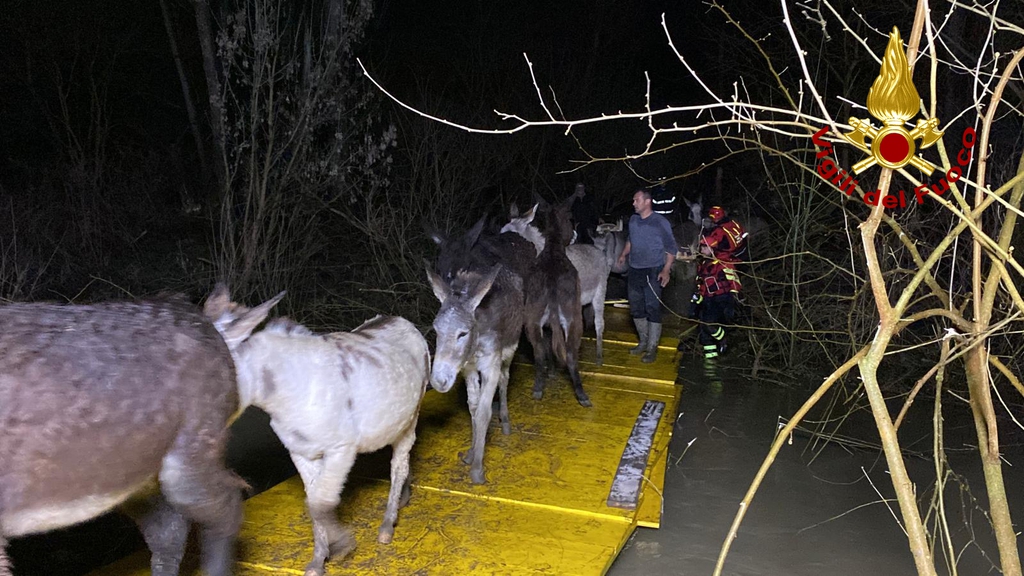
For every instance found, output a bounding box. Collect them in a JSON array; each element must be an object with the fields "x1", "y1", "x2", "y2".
[
  {"x1": 658, "y1": 268, "x2": 671, "y2": 287},
  {"x1": 617, "y1": 253, "x2": 627, "y2": 268}
]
